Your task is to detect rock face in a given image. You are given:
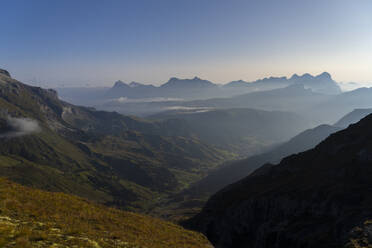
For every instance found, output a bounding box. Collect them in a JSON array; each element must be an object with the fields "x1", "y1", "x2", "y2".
[{"x1": 189, "y1": 114, "x2": 372, "y2": 248}]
